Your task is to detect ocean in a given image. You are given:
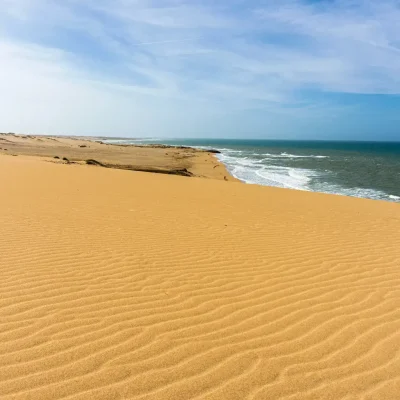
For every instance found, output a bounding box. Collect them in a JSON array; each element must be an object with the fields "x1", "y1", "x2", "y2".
[{"x1": 104, "y1": 138, "x2": 400, "y2": 203}]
